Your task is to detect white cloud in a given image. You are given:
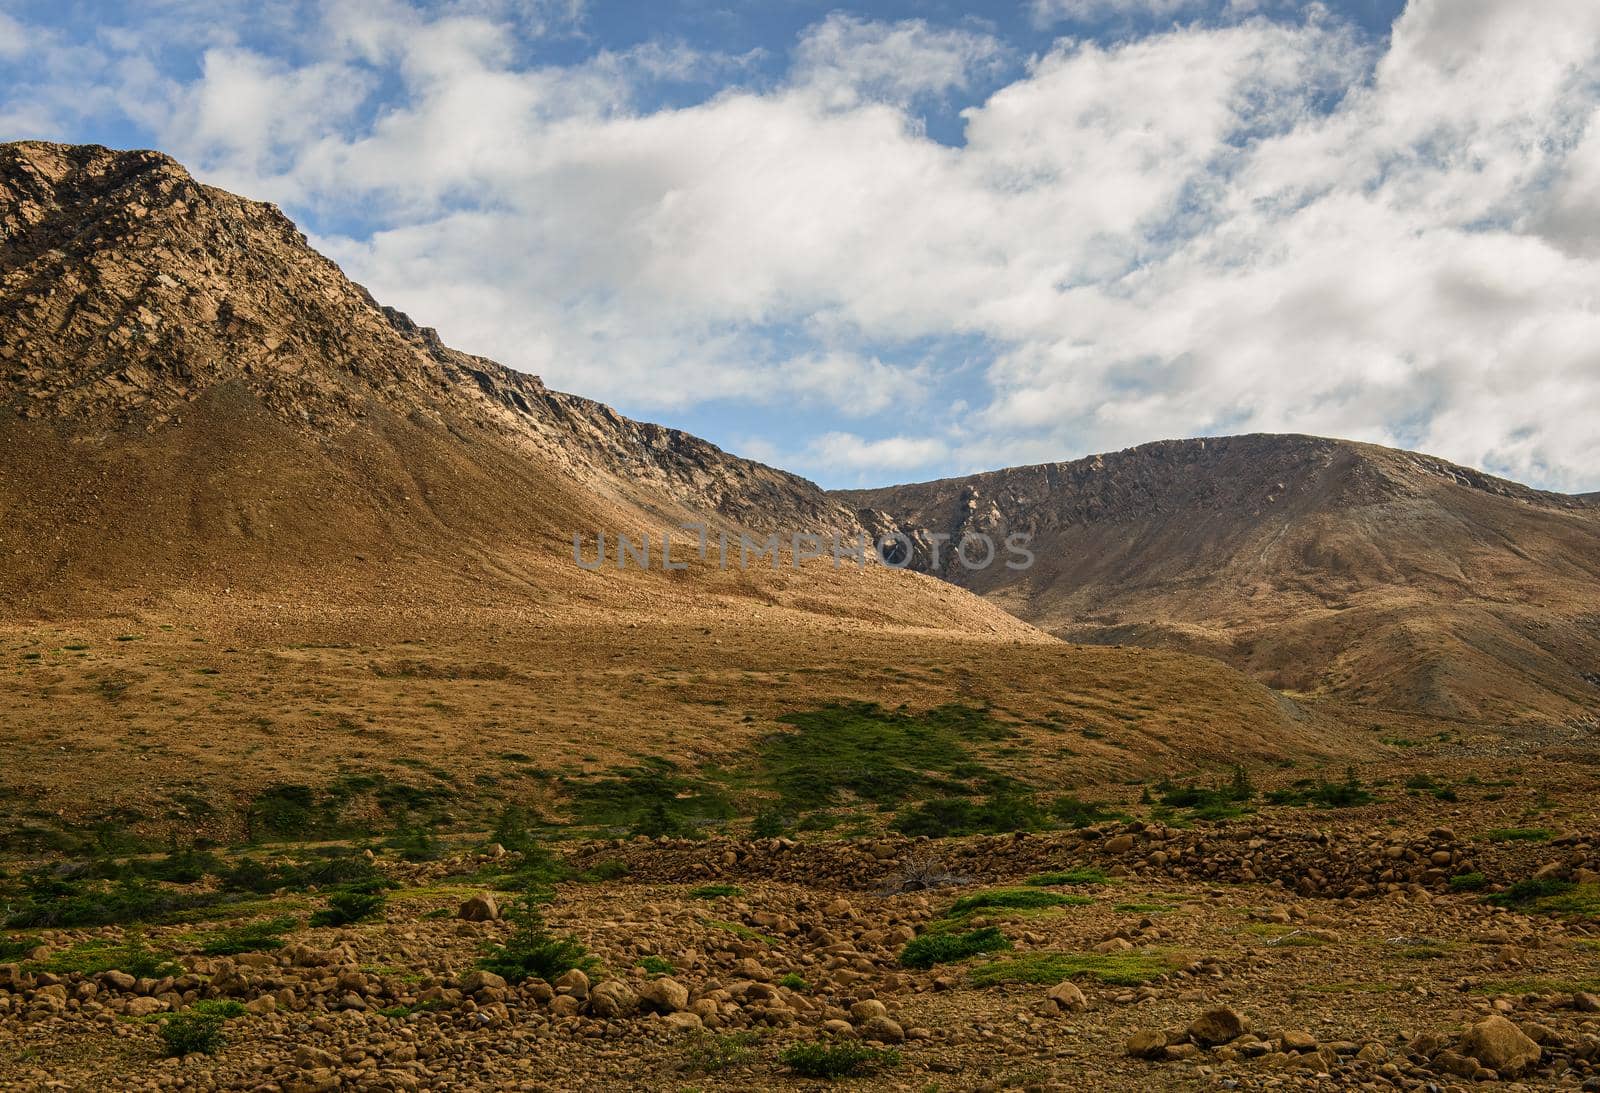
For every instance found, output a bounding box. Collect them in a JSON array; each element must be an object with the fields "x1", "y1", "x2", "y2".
[
  {"x1": 792, "y1": 13, "x2": 1006, "y2": 108},
  {"x1": 5, "y1": 2, "x2": 1600, "y2": 490},
  {"x1": 807, "y1": 432, "x2": 947, "y2": 473},
  {"x1": 0, "y1": 11, "x2": 29, "y2": 60}
]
